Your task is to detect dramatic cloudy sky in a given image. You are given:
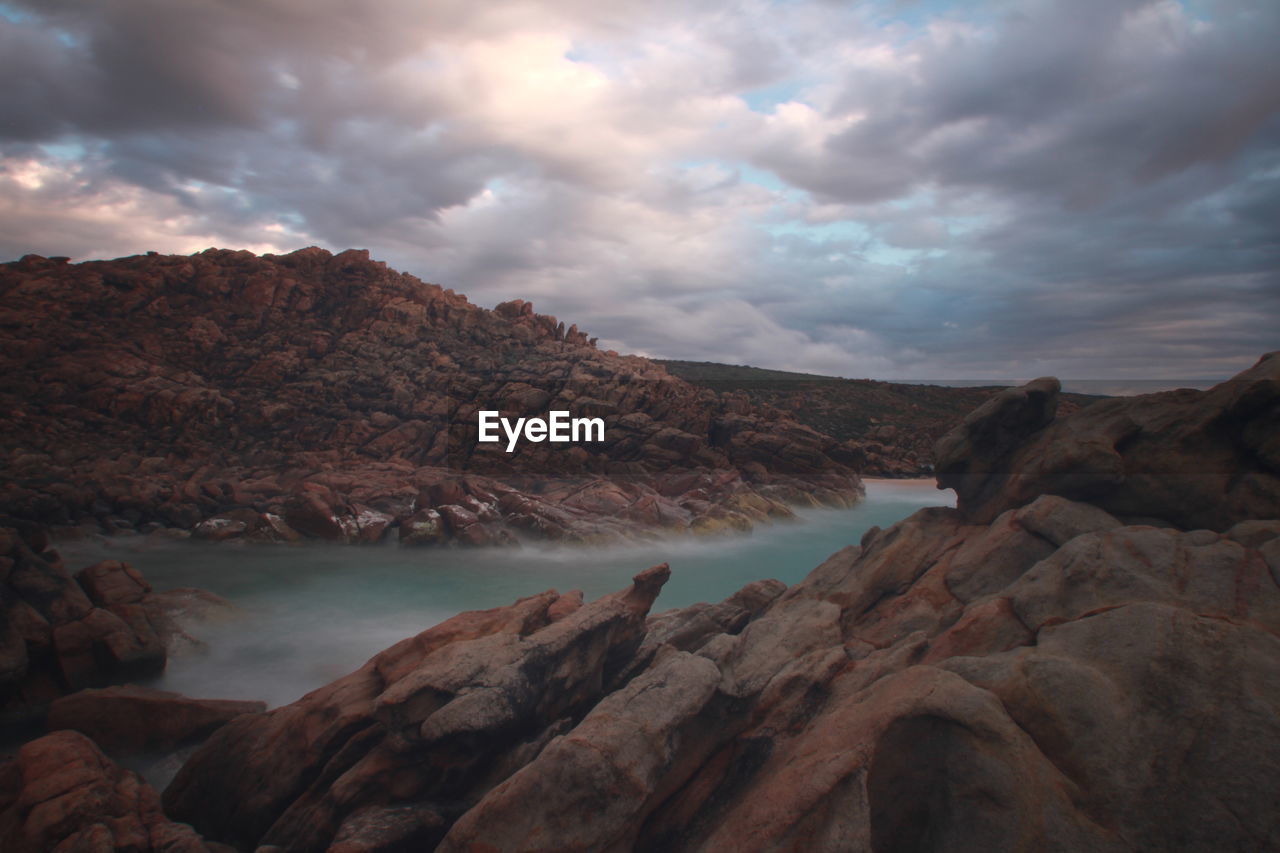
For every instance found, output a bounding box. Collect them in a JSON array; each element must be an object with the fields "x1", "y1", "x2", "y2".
[{"x1": 2, "y1": 0, "x2": 1277, "y2": 381}]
